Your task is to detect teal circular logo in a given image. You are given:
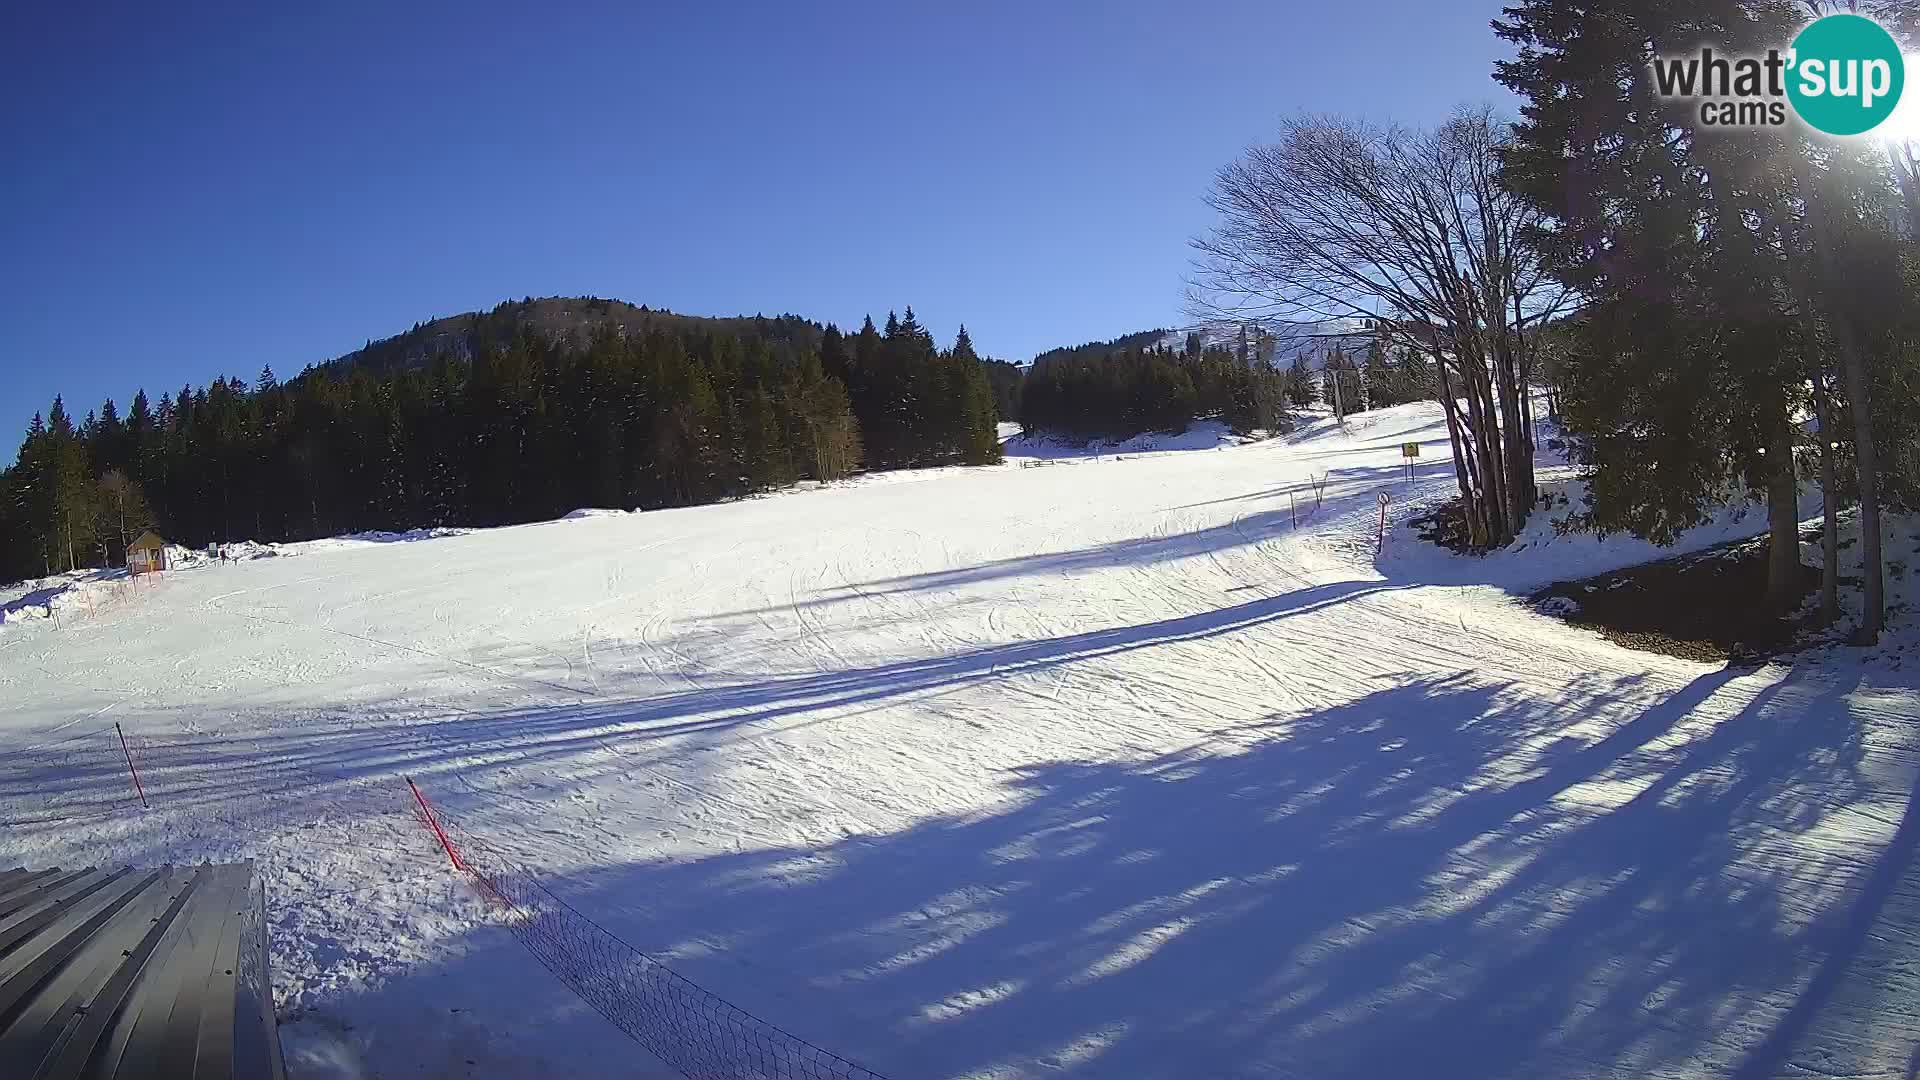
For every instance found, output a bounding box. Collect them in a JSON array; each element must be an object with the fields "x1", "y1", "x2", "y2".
[{"x1": 1787, "y1": 14, "x2": 1905, "y2": 135}]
